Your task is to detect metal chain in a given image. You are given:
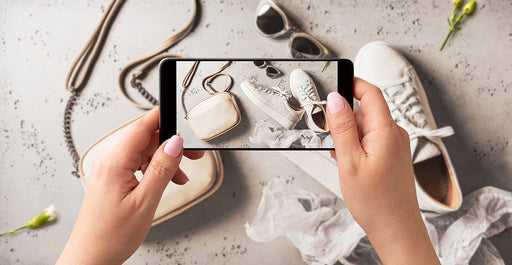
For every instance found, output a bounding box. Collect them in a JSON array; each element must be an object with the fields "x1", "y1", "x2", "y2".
[
  {"x1": 181, "y1": 85, "x2": 189, "y2": 119},
  {"x1": 62, "y1": 78, "x2": 159, "y2": 179},
  {"x1": 130, "y1": 77, "x2": 159, "y2": 106},
  {"x1": 63, "y1": 90, "x2": 81, "y2": 178}
]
